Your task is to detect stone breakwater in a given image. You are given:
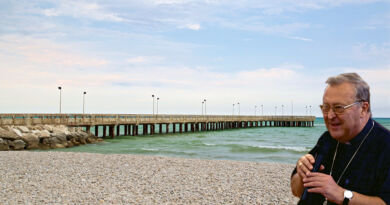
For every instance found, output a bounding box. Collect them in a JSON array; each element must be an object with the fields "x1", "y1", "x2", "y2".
[{"x1": 0, "y1": 125, "x2": 102, "y2": 150}]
